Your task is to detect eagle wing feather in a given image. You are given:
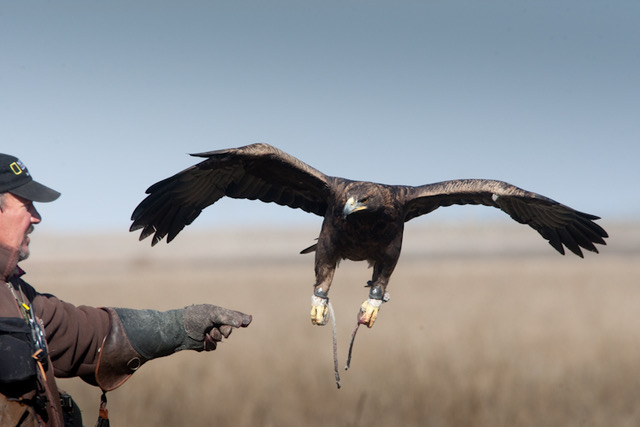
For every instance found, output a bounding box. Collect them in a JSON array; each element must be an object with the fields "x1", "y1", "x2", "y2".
[
  {"x1": 402, "y1": 179, "x2": 607, "y2": 257},
  {"x1": 130, "y1": 143, "x2": 332, "y2": 245}
]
